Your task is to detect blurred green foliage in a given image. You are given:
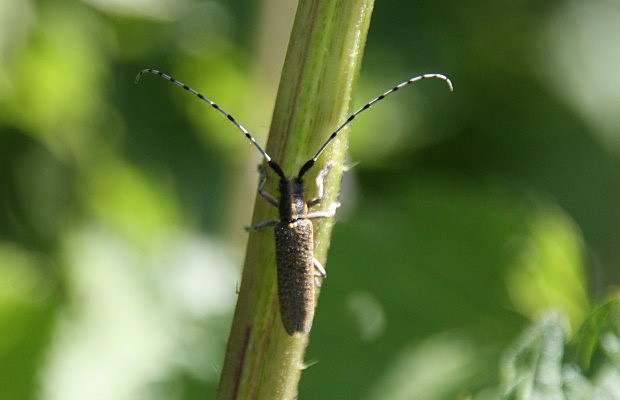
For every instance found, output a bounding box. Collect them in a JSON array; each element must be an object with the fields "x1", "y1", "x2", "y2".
[{"x1": 0, "y1": 0, "x2": 619, "y2": 399}]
